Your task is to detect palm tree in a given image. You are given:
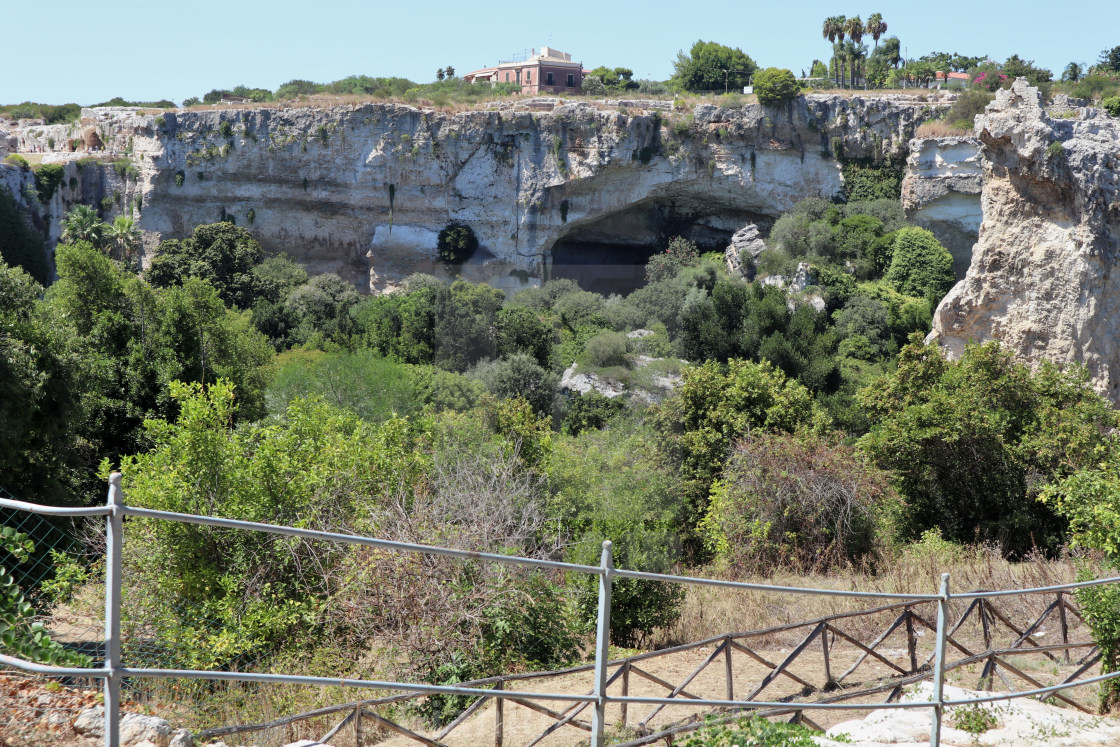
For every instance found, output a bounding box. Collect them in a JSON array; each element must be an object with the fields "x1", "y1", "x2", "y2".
[
  {"x1": 866, "y1": 13, "x2": 887, "y2": 49},
  {"x1": 1062, "y1": 62, "x2": 1083, "y2": 83},
  {"x1": 822, "y1": 16, "x2": 845, "y2": 87},
  {"x1": 60, "y1": 204, "x2": 105, "y2": 247},
  {"x1": 845, "y1": 17, "x2": 864, "y2": 88},
  {"x1": 105, "y1": 215, "x2": 141, "y2": 265}
]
